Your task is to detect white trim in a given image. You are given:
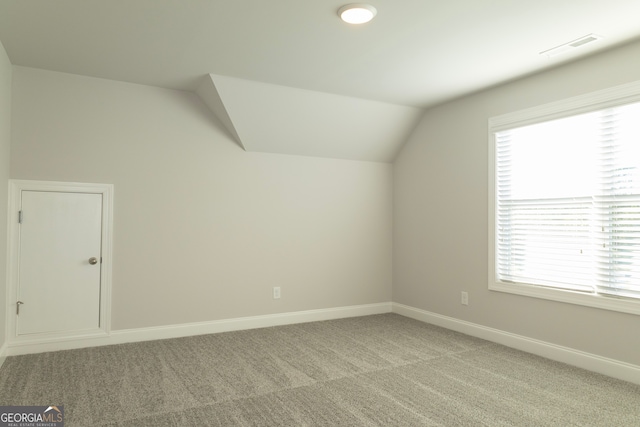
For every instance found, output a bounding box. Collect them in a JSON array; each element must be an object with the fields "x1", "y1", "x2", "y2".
[
  {"x1": 0, "y1": 342, "x2": 7, "y2": 369},
  {"x1": 393, "y1": 303, "x2": 640, "y2": 385},
  {"x1": 6, "y1": 302, "x2": 392, "y2": 356},
  {"x1": 488, "y1": 81, "x2": 640, "y2": 316},
  {"x1": 7, "y1": 300, "x2": 638, "y2": 386},
  {"x1": 489, "y1": 79, "x2": 640, "y2": 132},
  {"x1": 6, "y1": 180, "x2": 114, "y2": 347},
  {"x1": 489, "y1": 281, "x2": 640, "y2": 315}
]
